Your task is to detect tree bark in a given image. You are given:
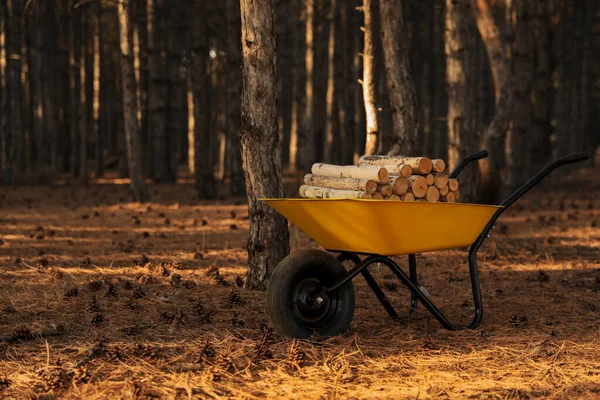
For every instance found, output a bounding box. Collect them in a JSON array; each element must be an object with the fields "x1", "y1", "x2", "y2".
[
  {"x1": 470, "y1": 0, "x2": 511, "y2": 203},
  {"x1": 297, "y1": 0, "x2": 315, "y2": 171},
  {"x1": 240, "y1": 0, "x2": 289, "y2": 289},
  {"x1": 445, "y1": 0, "x2": 479, "y2": 202},
  {"x1": 379, "y1": 0, "x2": 419, "y2": 156},
  {"x1": 118, "y1": 0, "x2": 150, "y2": 202},
  {"x1": 507, "y1": 0, "x2": 534, "y2": 190},
  {"x1": 226, "y1": 0, "x2": 245, "y2": 196},
  {"x1": 146, "y1": 0, "x2": 168, "y2": 182},
  {"x1": 80, "y1": 8, "x2": 89, "y2": 184},
  {"x1": 362, "y1": 0, "x2": 380, "y2": 155},
  {"x1": 322, "y1": 0, "x2": 337, "y2": 163},
  {"x1": 189, "y1": 0, "x2": 216, "y2": 199}
]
